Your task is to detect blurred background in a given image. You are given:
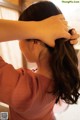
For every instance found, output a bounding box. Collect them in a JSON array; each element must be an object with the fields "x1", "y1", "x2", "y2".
[{"x1": 0, "y1": 0, "x2": 80, "y2": 120}]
